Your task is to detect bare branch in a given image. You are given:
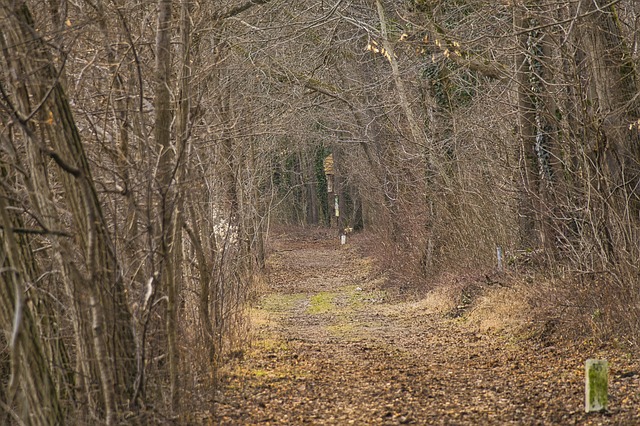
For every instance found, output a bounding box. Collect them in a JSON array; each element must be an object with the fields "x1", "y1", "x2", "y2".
[
  {"x1": 0, "y1": 225, "x2": 72, "y2": 237},
  {"x1": 214, "y1": 0, "x2": 272, "y2": 21}
]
